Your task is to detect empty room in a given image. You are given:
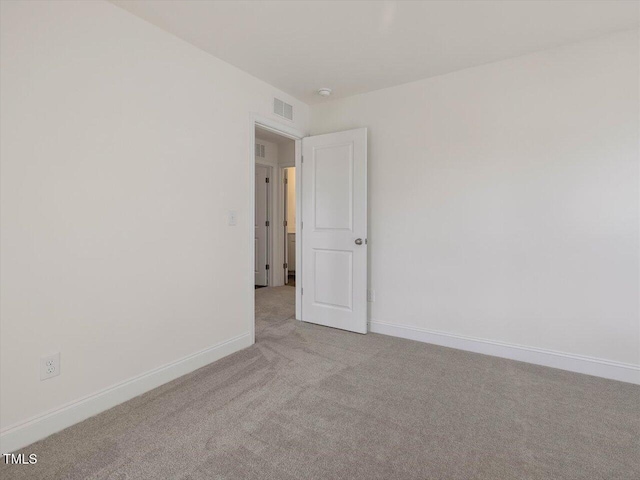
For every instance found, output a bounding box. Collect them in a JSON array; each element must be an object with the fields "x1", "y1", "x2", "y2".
[{"x1": 0, "y1": 1, "x2": 638, "y2": 479}]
